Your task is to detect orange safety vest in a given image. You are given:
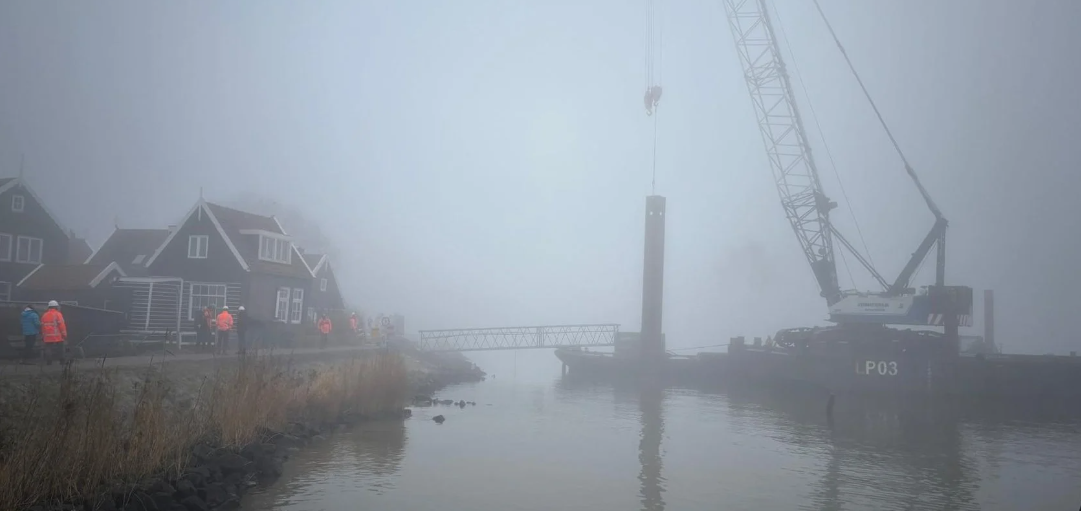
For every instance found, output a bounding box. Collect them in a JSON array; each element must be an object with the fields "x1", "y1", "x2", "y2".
[
  {"x1": 216, "y1": 311, "x2": 233, "y2": 331},
  {"x1": 318, "y1": 317, "x2": 332, "y2": 334},
  {"x1": 349, "y1": 316, "x2": 358, "y2": 331},
  {"x1": 41, "y1": 309, "x2": 68, "y2": 344}
]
